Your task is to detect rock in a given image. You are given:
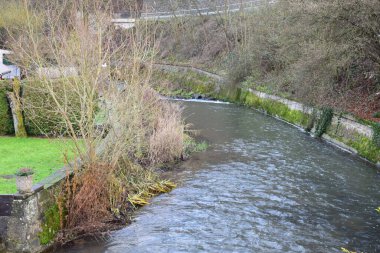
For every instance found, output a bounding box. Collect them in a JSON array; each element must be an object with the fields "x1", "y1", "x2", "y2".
[
  {"x1": 192, "y1": 94, "x2": 204, "y2": 99},
  {"x1": 376, "y1": 162, "x2": 380, "y2": 169}
]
